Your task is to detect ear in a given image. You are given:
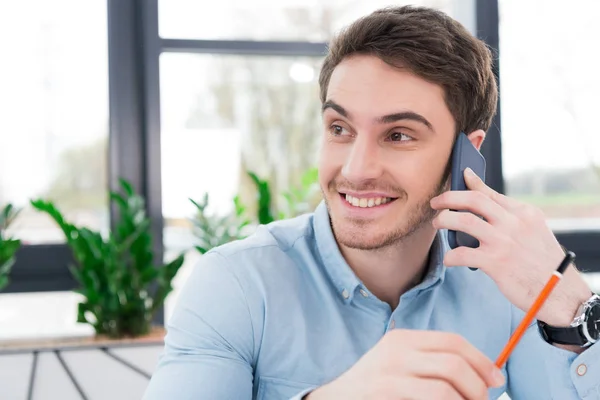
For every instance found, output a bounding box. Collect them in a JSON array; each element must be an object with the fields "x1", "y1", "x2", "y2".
[{"x1": 466, "y1": 129, "x2": 486, "y2": 151}]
